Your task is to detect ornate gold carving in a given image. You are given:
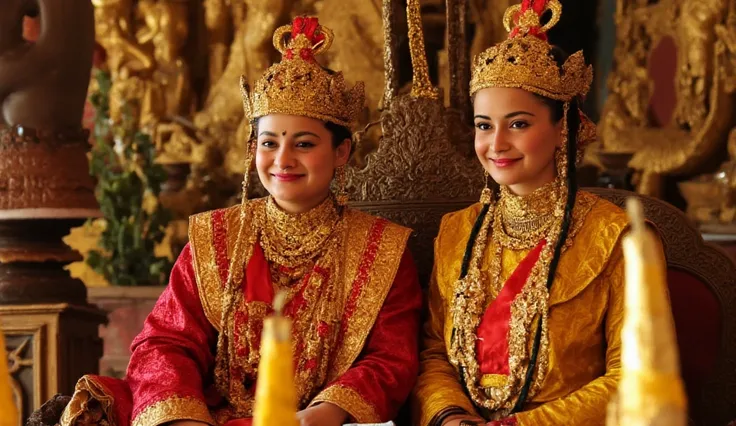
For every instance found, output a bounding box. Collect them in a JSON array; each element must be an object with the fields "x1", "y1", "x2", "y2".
[
  {"x1": 406, "y1": 0, "x2": 439, "y2": 100},
  {"x1": 598, "y1": 0, "x2": 736, "y2": 196},
  {"x1": 346, "y1": 0, "x2": 481, "y2": 284},
  {"x1": 7, "y1": 338, "x2": 31, "y2": 423}
]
